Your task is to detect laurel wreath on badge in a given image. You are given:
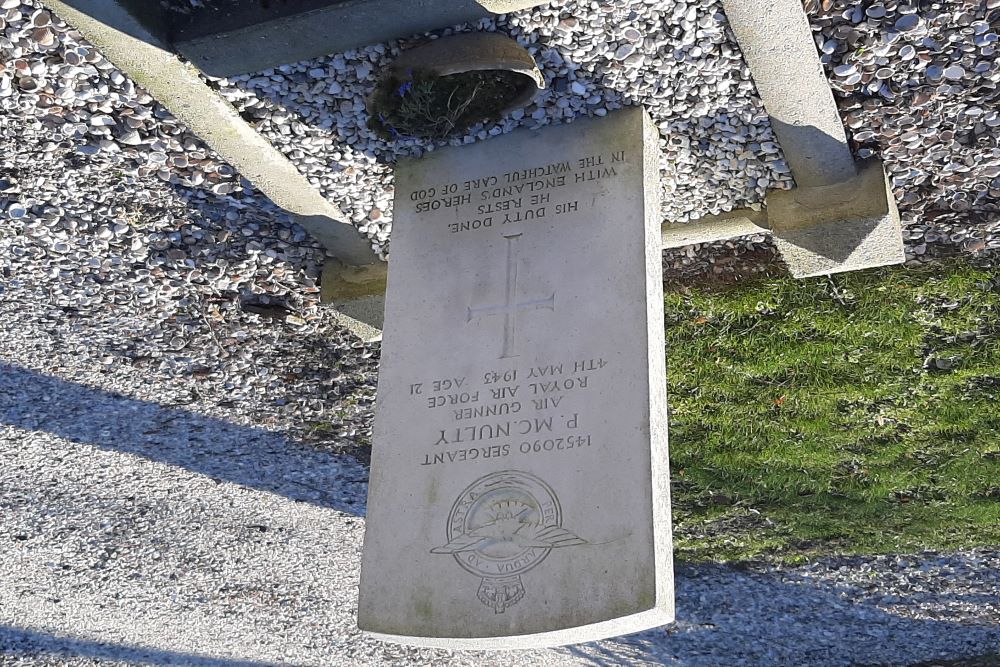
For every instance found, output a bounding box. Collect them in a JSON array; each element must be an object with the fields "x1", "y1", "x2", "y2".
[{"x1": 430, "y1": 470, "x2": 587, "y2": 613}]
